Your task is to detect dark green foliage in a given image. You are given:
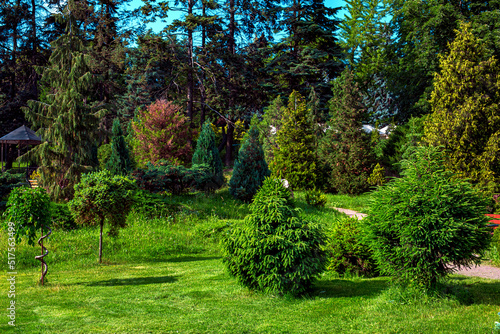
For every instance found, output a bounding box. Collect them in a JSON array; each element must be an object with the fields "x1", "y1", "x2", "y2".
[
  {"x1": 50, "y1": 202, "x2": 77, "y2": 230},
  {"x1": 192, "y1": 121, "x2": 224, "y2": 187},
  {"x1": 325, "y1": 216, "x2": 378, "y2": 277},
  {"x1": 69, "y1": 170, "x2": 137, "y2": 262},
  {"x1": 305, "y1": 188, "x2": 327, "y2": 207},
  {"x1": 319, "y1": 69, "x2": 374, "y2": 194},
  {"x1": 271, "y1": 91, "x2": 319, "y2": 190},
  {"x1": 363, "y1": 146, "x2": 492, "y2": 289},
  {"x1": 106, "y1": 118, "x2": 132, "y2": 175},
  {"x1": 222, "y1": 177, "x2": 327, "y2": 296},
  {"x1": 97, "y1": 144, "x2": 112, "y2": 171},
  {"x1": 132, "y1": 160, "x2": 216, "y2": 195},
  {"x1": 3, "y1": 187, "x2": 51, "y2": 246},
  {"x1": 0, "y1": 170, "x2": 26, "y2": 202},
  {"x1": 229, "y1": 125, "x2": 270, "y2": 202}
]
